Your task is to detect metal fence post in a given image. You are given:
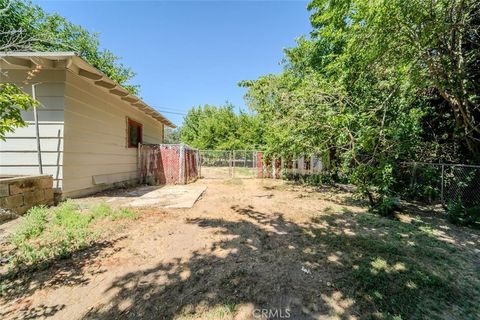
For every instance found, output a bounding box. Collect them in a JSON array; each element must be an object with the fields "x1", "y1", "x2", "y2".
[
  {"x1": 253, "y1": 151, "x2": 256, "y2": 178},
  {"x1": 232, "y1": 150, "x2": 236, "y2": 178},
  {"x1": 441, "y1": 164, "x2": 445, "y2": 205},
  {"x1": 228, "y1": 151, "x2": 233, "y2": 178}
]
